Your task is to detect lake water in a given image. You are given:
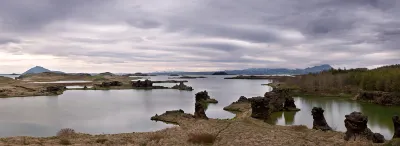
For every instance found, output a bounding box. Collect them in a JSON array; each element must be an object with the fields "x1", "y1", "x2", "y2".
[
  {"x1": 270, "y1": 96, "x2": 400, "y2": 139},
  {"x1": 0, "y1": 75, "x2": 269, "y2": 137},
  {"x1": 0, "y1": 75, "x2": 398, "y2": 139},
  {"x1": 0, "y1": 74, "x2": 19, "y2": 79}
]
